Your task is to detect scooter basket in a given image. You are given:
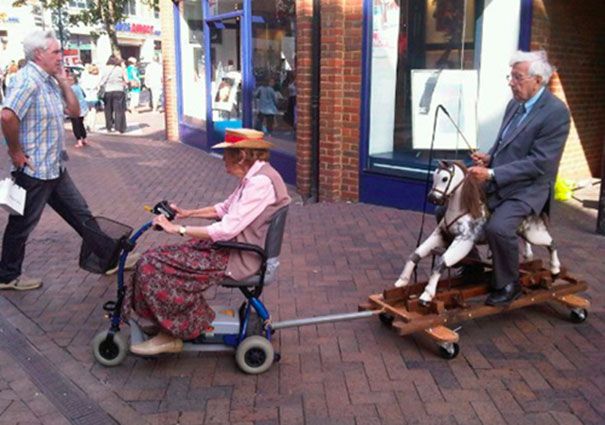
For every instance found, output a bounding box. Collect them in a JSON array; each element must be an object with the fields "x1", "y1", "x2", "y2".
[{"x1": 79, "y1": 217, "x2": 133, "y2": 274}]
